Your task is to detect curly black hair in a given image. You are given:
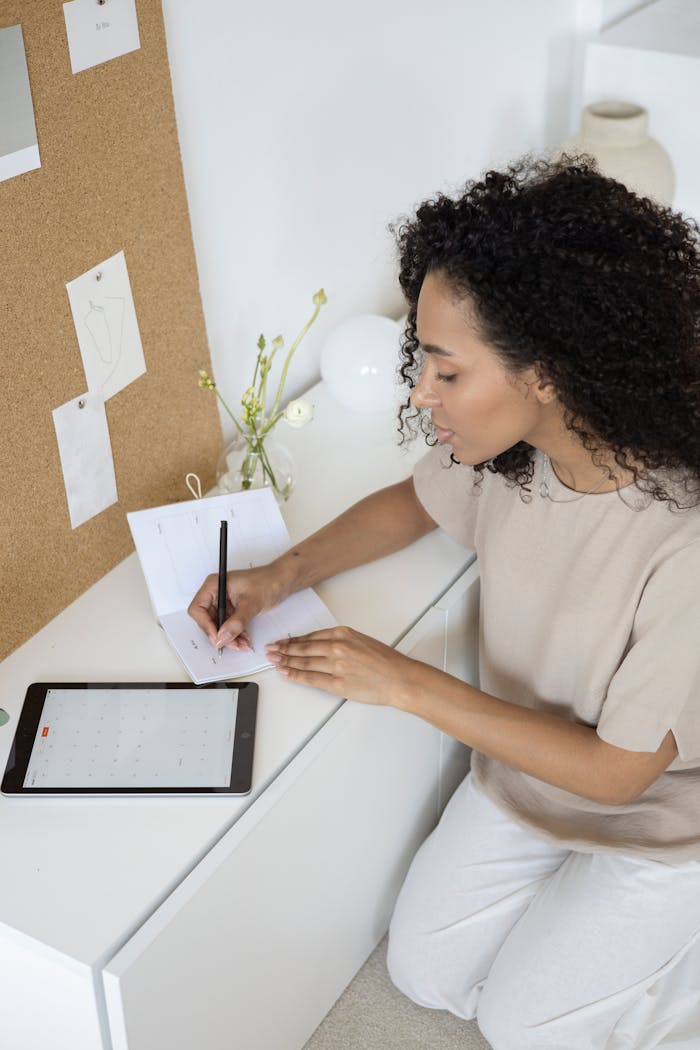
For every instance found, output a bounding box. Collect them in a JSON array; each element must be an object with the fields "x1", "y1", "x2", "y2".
[{"x1": 394, "y1": 155, "x2": 700, "y2": 505}]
